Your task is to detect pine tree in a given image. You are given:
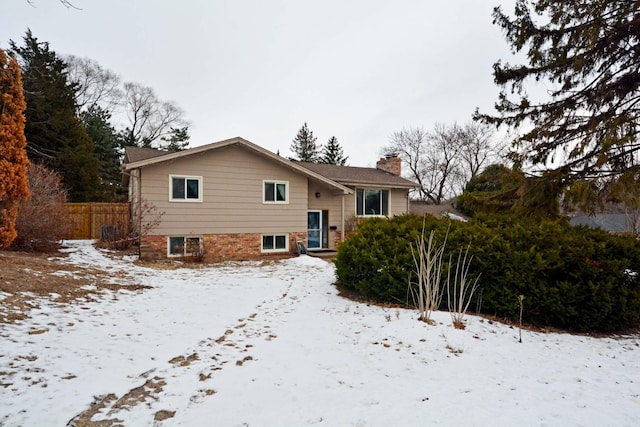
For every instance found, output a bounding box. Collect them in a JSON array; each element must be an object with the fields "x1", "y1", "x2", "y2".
[
  {"x1": 320, "y1": 136, "x2": 348, "y2": 165},
  {"x1": 160, "y1": 126, "x2": 190, "y2": 152},
  {"x1": 476, "y1": 1, "x2": 640, "y2": 209},
  {"x1": 80, "y1": 104, "x2": 125, "y2": 200},
  {"x1": 10, "y1": 30, "x2": 100, "y2": 202},
  {"x1": 0, "y1": 48, "x2": 30, "y2": 248},
  {"x1": 290, "y1": 122, "x2": 320, "y2": 162}
]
